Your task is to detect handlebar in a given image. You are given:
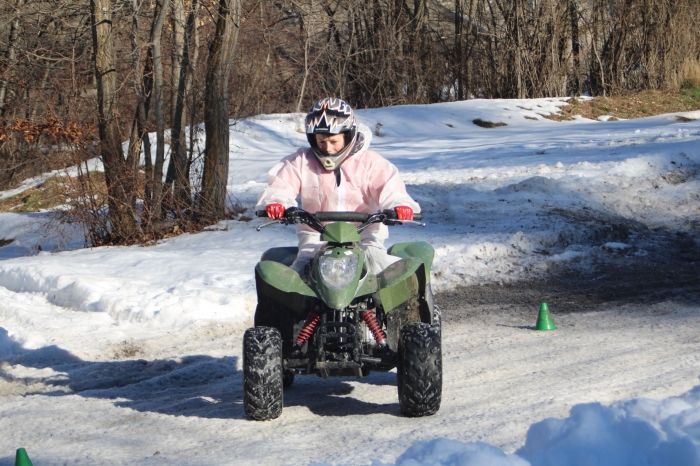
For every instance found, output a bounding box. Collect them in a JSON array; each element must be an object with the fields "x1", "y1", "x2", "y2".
[
  {"x1": 255, "y1": 208, "x2": 424, "y2": 233},
  {"x1": 256, "y1": 210, "x2": 423, "y2": 221}
]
